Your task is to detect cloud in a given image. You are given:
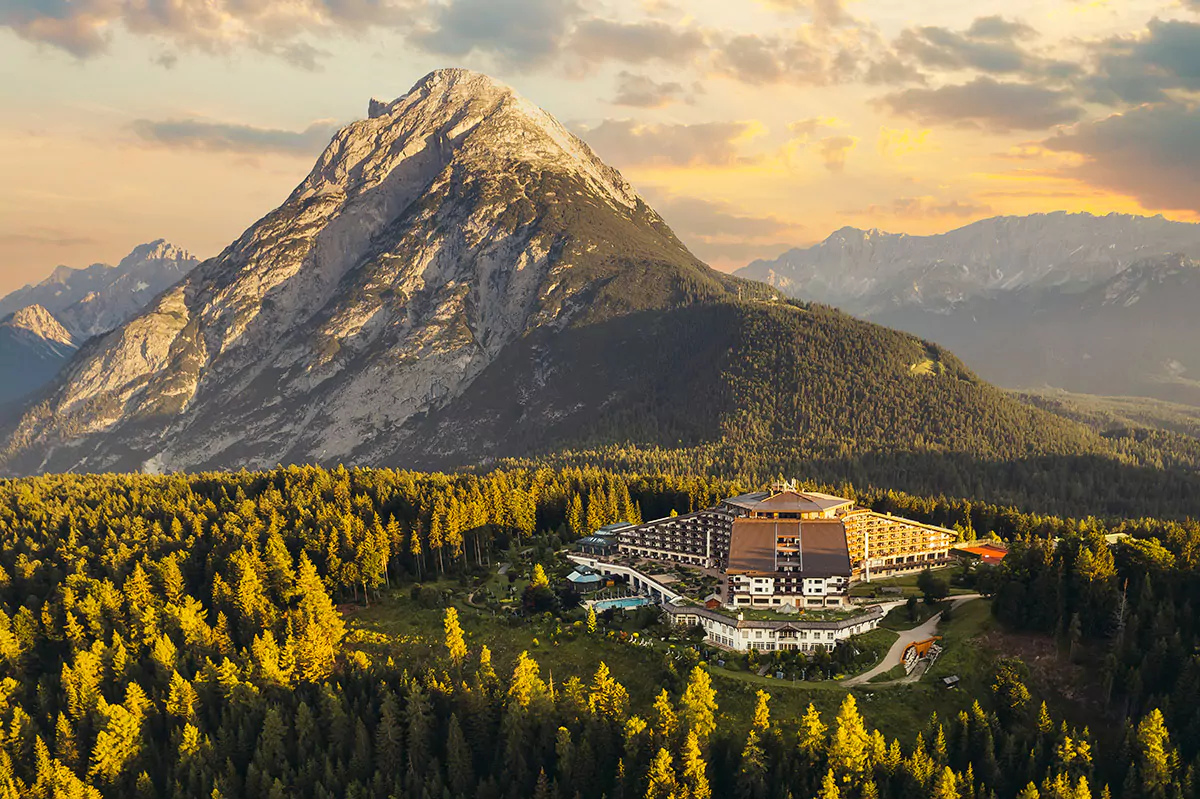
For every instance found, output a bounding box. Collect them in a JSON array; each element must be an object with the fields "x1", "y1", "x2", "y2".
[
  {"x1": 413, "y1": 0, "x2": 578, "y2": 69},
  {"x1": 877, "y1": 127, "x2": 936, "y2": 159},
  {"x1": 571, "y1": 18, "x2": 706, "y2": 65},
  {"x1": 755, "y1": 0, "x2": 852, "y2": 28},
  {"x1": 610, "y1": 71, "x2": 687, "y2": 107},
  {"x1": 574, "y1": 120, "x2": 760, "y2": 167},
  {"x1": 894, "y1": 19, "x2": 1077, "y2": 82},
  {"x1": 966, "y1": 16, "x2": 1036, "y2": 41},
  {"x1": 787, "y1": 116, "x2": 843, "y2": 140},
  {"x1": 130, "y1": 118, "x2": 341, "y2": 155},
  {"x1": 641, "y1": 189, "x2": 803, "y2": 268},
  {"x1": 0, "y1": 228, "x2": 99, "y2": 248},
  {"x1": 863, "y1": 53, "x2": 927, "y2": 86},
  {"x1": 843, "y1": 197, "x2": 992, "y2": 220},
  {"x1": 712, "y1": 25, "x2": 896, "y2": 87},
  {"x1": 813, "y1": 135, "x2": 857, "y2": 172},
  {"x1": 0, "y1": 0, "x2": 409, "y2": 59},
  {"x1": 1043, "y1": 102, "x2": 1200, "y2": 212},
  {"x1": 1083, "y1": 19, "x2": 1200, "y2": 105},
  {"x1": 882, "y1": 77, "x2": 1084, "y2": 131},
  {"x1": 654, "y1": 196, "x2": 794, "y2": 238}
]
